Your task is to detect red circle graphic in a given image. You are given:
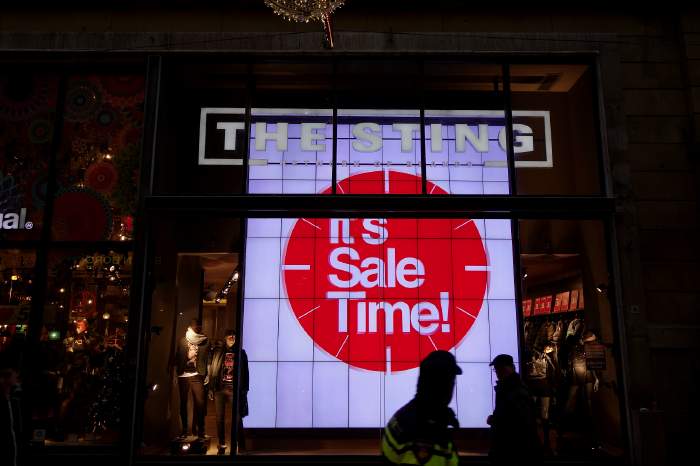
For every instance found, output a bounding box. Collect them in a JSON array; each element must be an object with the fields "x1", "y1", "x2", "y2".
[{"x1": 283, "y1": 171, "x2": 488, "y2": 372}]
